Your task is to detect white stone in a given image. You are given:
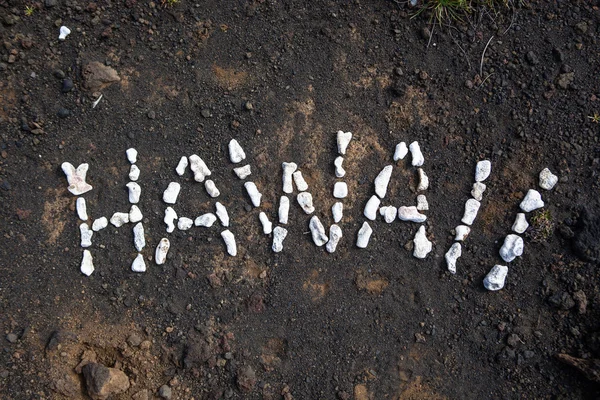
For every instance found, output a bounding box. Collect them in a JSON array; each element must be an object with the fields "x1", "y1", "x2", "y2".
[
  {"x1": 129, "y1": 205, "x2": 143, "y2": 223},
  {"x1": 259, "y1": 212, "x2": 273, "y2": 234},
  {"x1": 409, "y1": 141, "x2": 424, "y2": 167},
  {"x1": 326, "y1": 225, "x2": 342, "y2": 253},
  {"x1": 76, "y1": 198, "x2": 88, "y2": 220},
  {"x1": 126, "y1": 148, "x2": 138, "y2": 164},
  {"x1": 155, "y1": 238, "x2": 170, "y2": 265},
  {"x1": 272, "y1": 226, "x2": 288, "y2": 253},
  {"x1": 61, "y1": 162, "x2": 93, "y2": 195},
  {"x1": 58, "y1": 25, "x2": 71, "y2": 40},
  {"x1": 164, "y1": 207, "x2": 177, "y2": 233},
  {"x1": 417, "y1": 168, "x2": 429, "y2": 191},
  {"x1": 337, "y1": 131, "x2": 352, "y2": 155},
  {"x1": 332, "y1": 202, "x2": 343, "y2": 223},
  {"x1": 175, "y1": 156, "x2": 188, "y2": 176},
  {"x1": 394, "y1": 142, "x2": 408, "y2": 161},
  {"x1": 133, "y1": 222, "x2": 145, "y2": 251},
  {"x1": 92, "y1": 217, "x2": 108, "y2": 231},
  {"x1": 461, "y1": 199, "x2": 481, "y2": 226},
  {"x1": 483, "y1": 265, "x2": 508, "y2": 291},
  {"x1": 413, "y1": 226, "x2": 432, "y2": 259},
  {"x1": 374, "y1": 165, "x2": 393, "y2": 198},
  {"x1": 279, "y1": 196, "x2": 290, "y2": 224},
  {"x1": 471, "y1": 182, "x2": 486, "y2": 201},
  {"x1": 334, "y1": 156, "x2": 346, "y2": 178},
  {"x1": 233, "y1": 164, "x2": 251, "y2": 179},
  {"x1": 177, "y1": 217, "x2": 194, "y2": 231},
  {"x1": 129, "y1": 165, "x2": 140, "y2": 181},
  {"x1": 539, "y1": 168, "x2": 558, "y2": 190},
  {"x1": 356, "y1": 222, "x2": 373, "y2": 248},
  {"x1": 309, "y1": 216, "x2": 328, "y2": 246},
  {"x1": 80, "y1": 250, "x2": 94, "y2": 276},
  {"x1": 297, "y1": 192, "x2": 315, "y2": 214},
  {"x1": 333, "y1": 182, "x2": 348, "y2": 198},
  {"x1": 195, "y1": 213, "x2": 217, "y2": 227},
  {"x1": 416, "y1": 195, "x2": 429, "y2": 211},
  {"x1": 512, "y1": 213, "x2": 529, "y2": 234},
  {"x1": 282, "y1": 162, "x2": 297, "y2": 193},
  {"x1": 204, "y1": 180, "x2": 220, "y2": 198},
  {"x1": 189, "y1": 154, "x2": 211, "y2": 182},
  {"x1": 131, "y1": 253, "x2": 146, "y2": 273},
  {"x1": 244, "y1": 182, "x2": 262, "y2": 207},
  {"x1": 364, "y1": 195, "x2": 381, "y2": 220},
  {"x1": 215, "y1": 202, "x2": 229, "y2": 227},
  {"x1": 80, "y1": 223, "x2": 93, "y2": 248},
  {"x1": 500, "y1": 234, "x2": 524, "y2": 263},
  {"x1": 228, "y1": 139, "x2": 246, "y2": 163},
  {"x1": 163, "y1": 182, "x2": 181, "y2": 204},
  {"x1": 445, "y1": 242, "x2": 462, "y2": 274},
  {"x1": 379, "y1": 206, "x2": 397, "y2": 223},
  {"x1": 520, "y1": 189, "x2": 544, "y2": 212},
  {"x1": 126, "y1": 182, "x2": 141, "y2": 204},
  {"x1": 475, "y1": 160, "x2": 491, "y2": 182},
  {"x1": 221, "y1": 230, "x2": 237, "y2": 256},
  {"x1": 292, "y1": 171, "x2": 309, "y2": 192},
  {"x1": 110, "y1": 212, "x2": 129, "y2": 227},
  {"x1": 397, "y1": 206, "x2": 427, "y2": 223},
  {"x1": 454, "y1": 225, "x2": 471, "y2": 241}
]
